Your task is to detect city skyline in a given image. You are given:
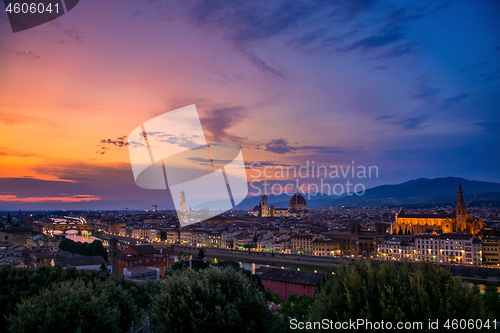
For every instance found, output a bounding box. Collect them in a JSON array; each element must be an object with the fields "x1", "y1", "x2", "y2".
[{"x1": 0, "y1": 0, "x2": 499, "y2": 210}]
